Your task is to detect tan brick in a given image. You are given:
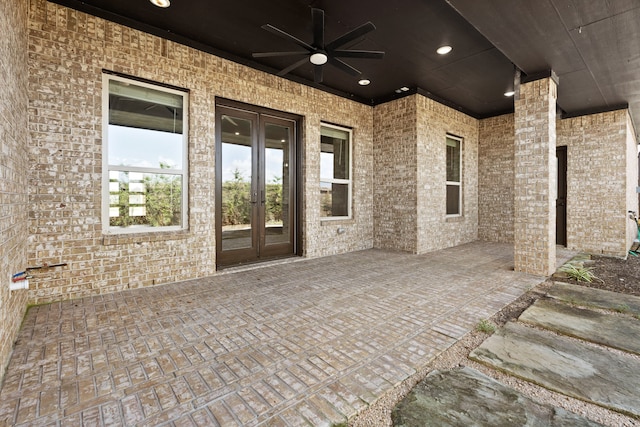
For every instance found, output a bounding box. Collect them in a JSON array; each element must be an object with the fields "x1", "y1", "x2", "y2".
[
  {"x1": 479, "y1": 109, "x2": 637, "y2": 258},
  {"x1": 373, "y1": 94, "x2": 479, "y2": 254},
  {"x1": 559, "y1": 110, "x2": 638, "y2": 256},
  {"x1": 478, "y1": 114, "x2": 515, "y2": 242},
  {"x1": 25, "y1": 0, "x2": 374, "y2": 307},
  {"x1": 514, "y1": 77, "x2": 557, "y2": 275},
  {"x1": 0, "y1": 0, "x2": 30, "y2": 385}
]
